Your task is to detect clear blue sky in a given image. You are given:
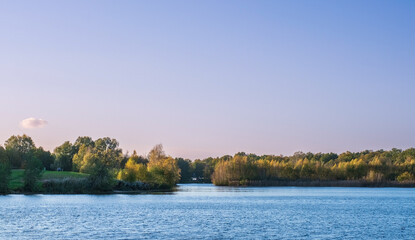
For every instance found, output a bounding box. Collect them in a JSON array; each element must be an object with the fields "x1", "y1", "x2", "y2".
[{"x1": 1, "y1": 1, "x2": 414, "y2": 159}]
